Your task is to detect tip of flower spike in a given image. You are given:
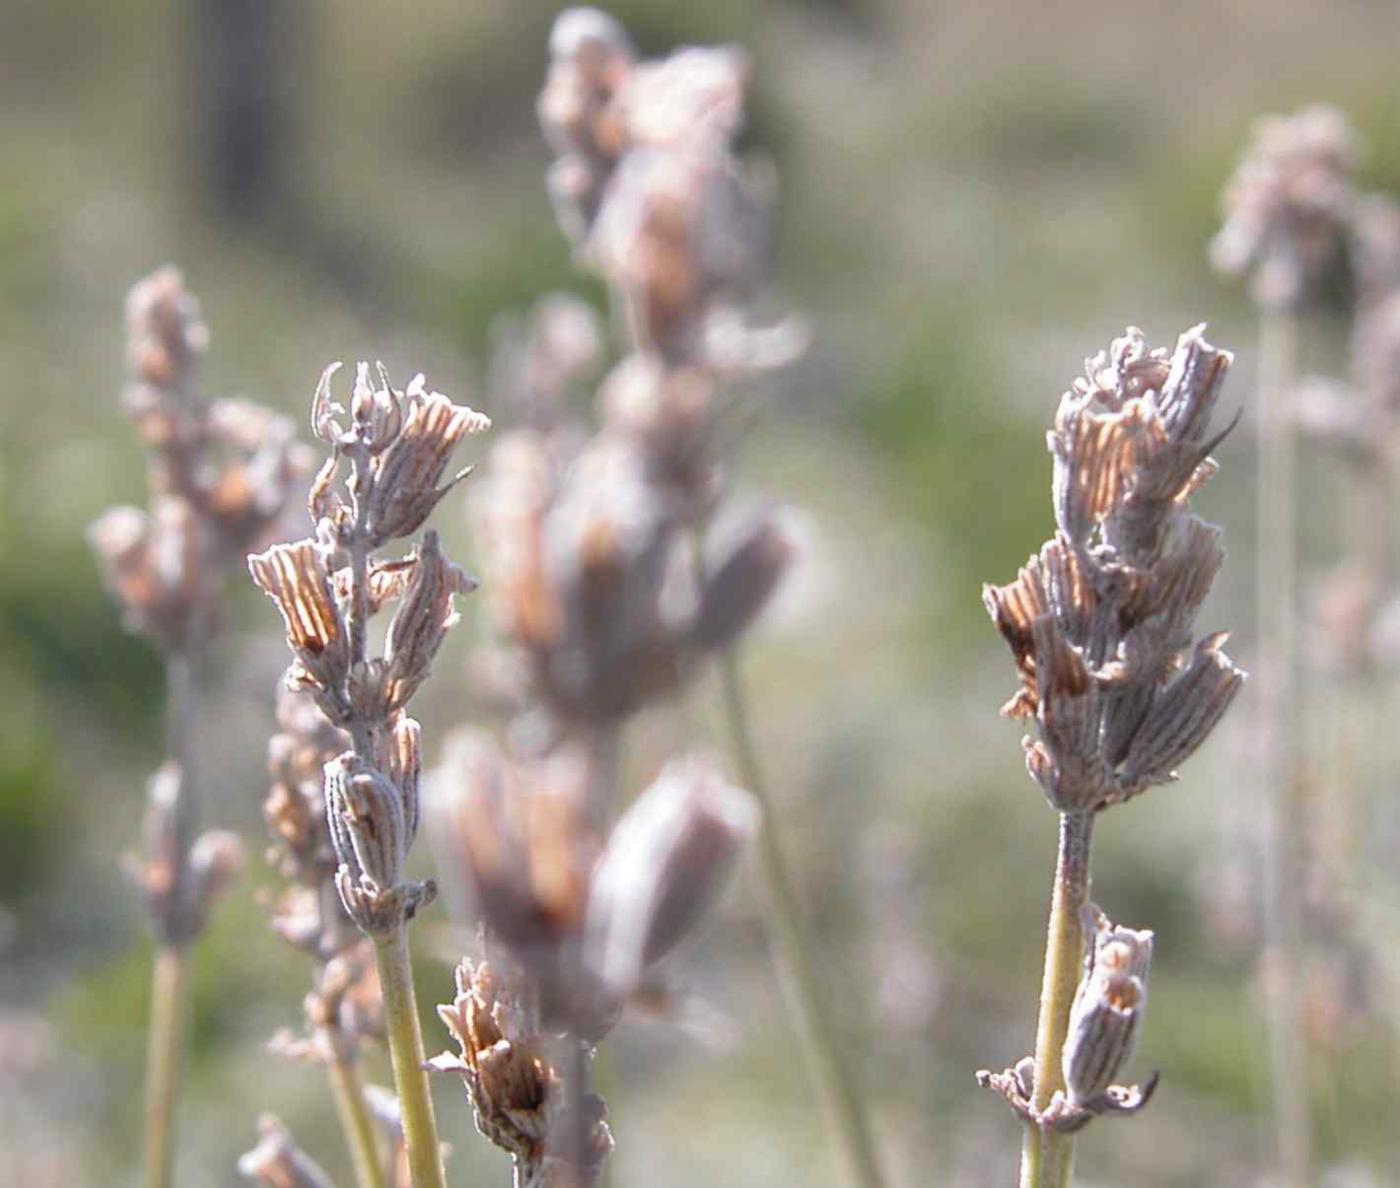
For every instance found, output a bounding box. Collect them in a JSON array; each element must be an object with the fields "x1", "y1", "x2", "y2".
[{"x1": 551, "y1": 7, "x2": 633, "y2": 60}]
